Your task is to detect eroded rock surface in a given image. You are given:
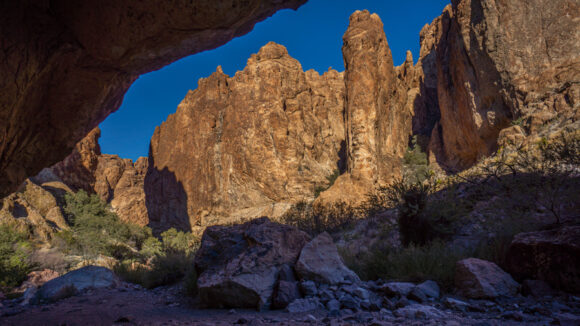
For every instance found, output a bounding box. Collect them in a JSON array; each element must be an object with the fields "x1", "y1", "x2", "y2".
[
  {"x1": 506, "y1": 226, "x2": 580, "y2": 293},
  {"x1": 147, "y1": 42, "x2": 346, "y2": 228},
  {"x1": 316, "y1": 10, "x2": 412, "y2": 207},
  {"x1": 0, "y1": 179, "x2": 70, "y2": 241},
  {"x1": 295, "y1": 232, "x2": 360, "y2": 284},
  {"x1": 194, "y1": 217, "x2": 311, "y2": 309},
  {"x1": 455, "y1": 258, "x2": 519, "y2": 299},
  {"x1": 414, "y1": 0, "x2": 580, "y2": 170},
  {"x1": 0, "y1": 0, "x2": 307, "y2": 198}
]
